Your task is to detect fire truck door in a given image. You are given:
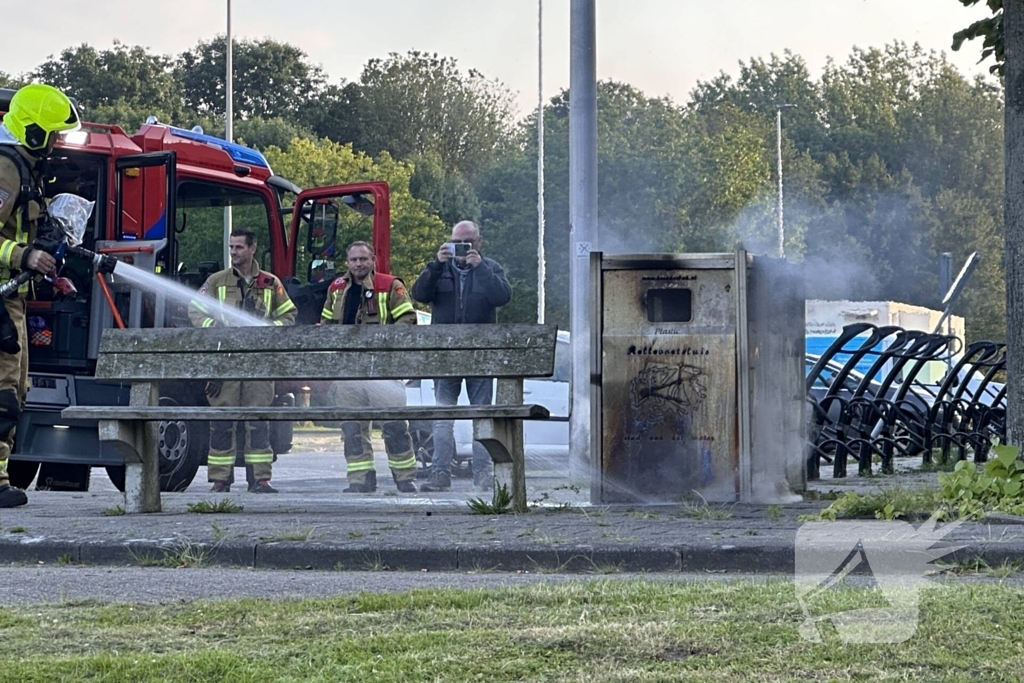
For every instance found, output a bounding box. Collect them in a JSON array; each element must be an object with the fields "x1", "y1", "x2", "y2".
[{"x1": 87, "y1": 152, "x2": 176, "y2": 348}]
